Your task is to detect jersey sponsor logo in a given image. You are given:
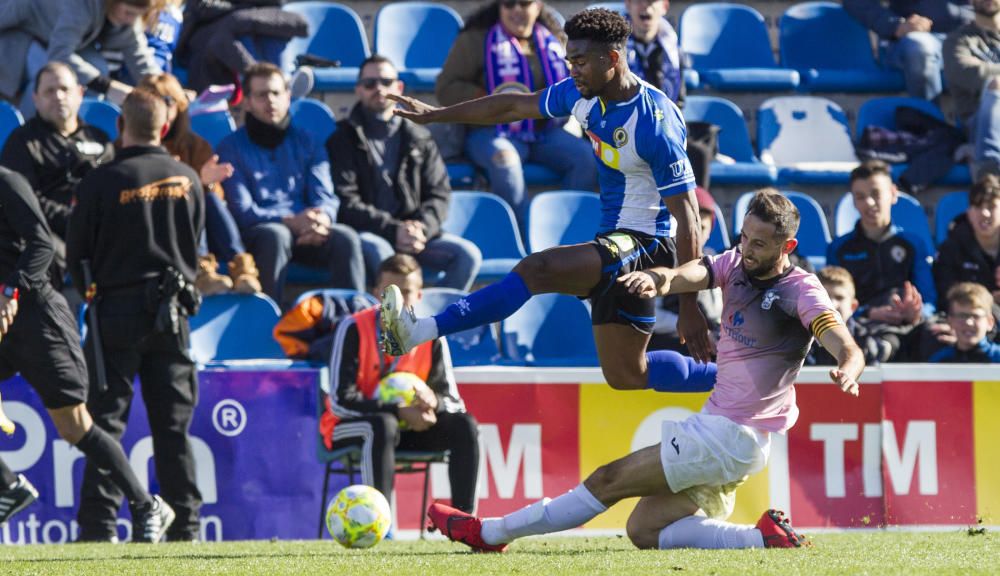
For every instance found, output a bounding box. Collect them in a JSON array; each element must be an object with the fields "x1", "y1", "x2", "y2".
[
  {"x1": 732, "y1": 310, "x2": 745, "y2": 327},
  {"x1": 586, "y1": 130, "x2": 620, "y2": 169},
  {"x1": 118, "y1": 175, "x2": 193, "y2": 205},
  {"x1": 842, "y1": 252, "x2": 868, "y2": 261},
  {"x1": 670, "y1": 159, "x2": 692, "y2": 179},
  {"x1": 761, "y1": 290, "x2": 780, "y2": 310},
  {"x1": 613, "y1": 127, "x2": 628, "y2": 148}
]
